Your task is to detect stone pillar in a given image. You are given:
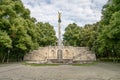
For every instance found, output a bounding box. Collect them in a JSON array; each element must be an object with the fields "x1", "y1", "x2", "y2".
[
  {"x1": 58, "y1": 12, "x2": 63, "y2": 61},
  {"x1": 58, "y1": 12, "x2": 62, "y2": 49}
]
